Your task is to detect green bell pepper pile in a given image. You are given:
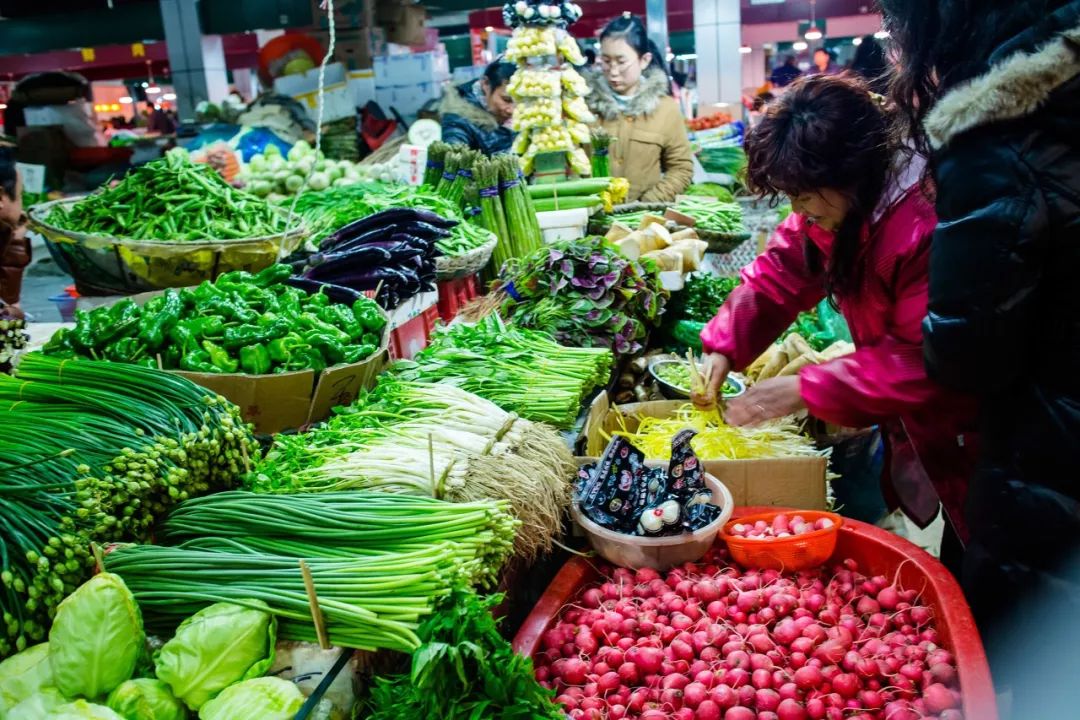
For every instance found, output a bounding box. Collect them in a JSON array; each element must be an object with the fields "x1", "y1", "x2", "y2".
[{"x1": 42, "y1": 264, "x2": 386, "y2": 375}]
